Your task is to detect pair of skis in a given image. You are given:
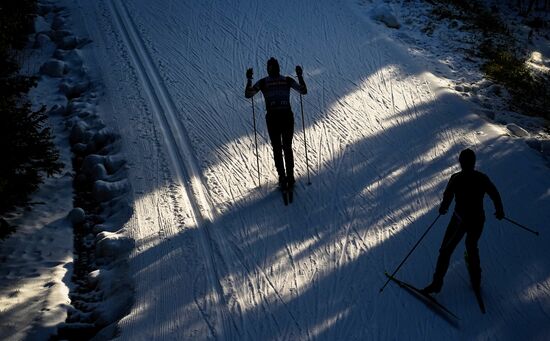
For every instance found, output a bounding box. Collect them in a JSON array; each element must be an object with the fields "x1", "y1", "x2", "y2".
[{"x1": 384, "y1": 269, "x2": 485, "y2": 324}]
